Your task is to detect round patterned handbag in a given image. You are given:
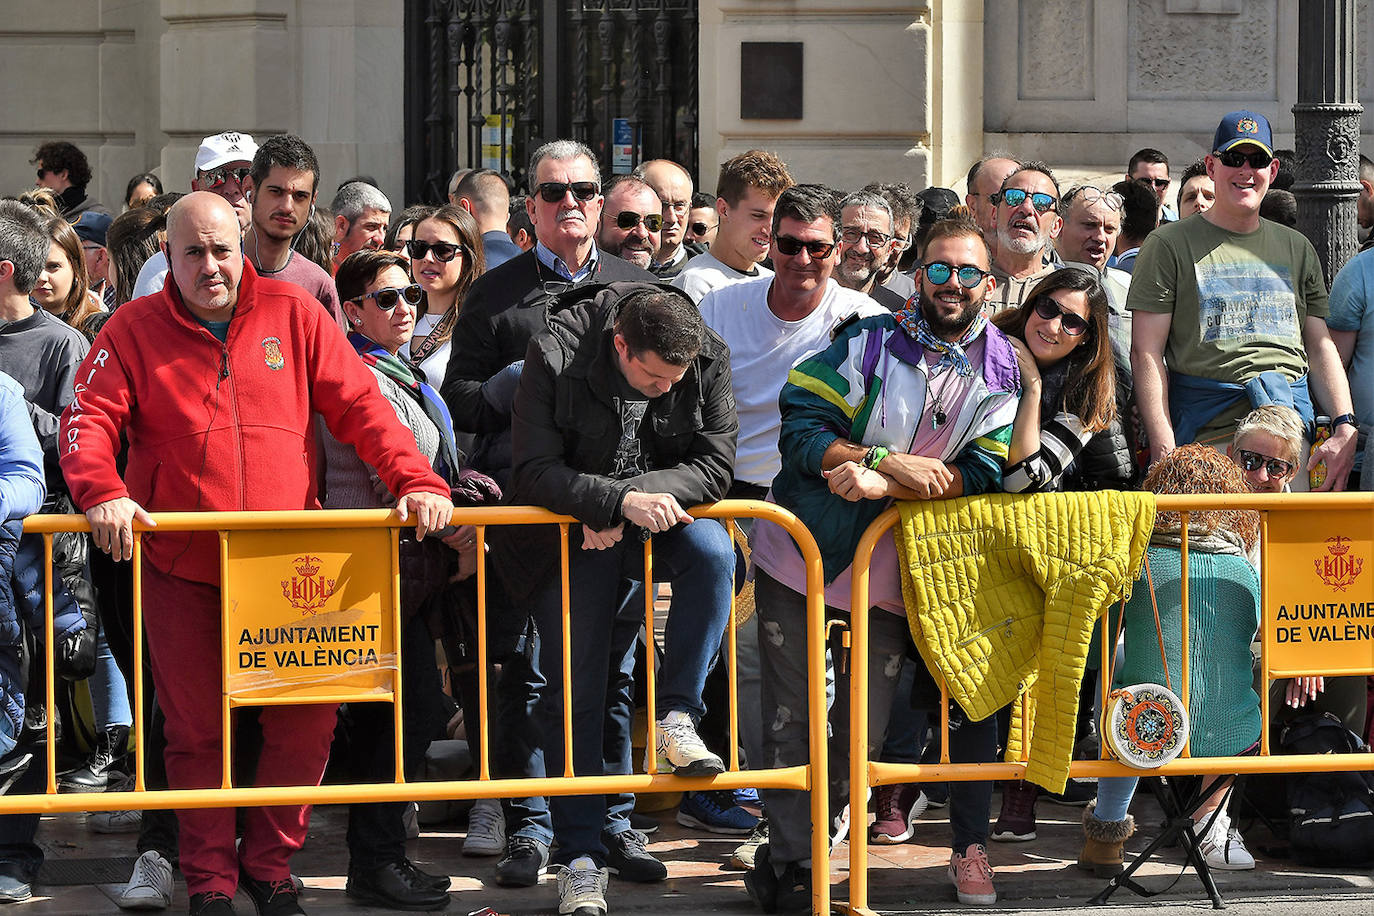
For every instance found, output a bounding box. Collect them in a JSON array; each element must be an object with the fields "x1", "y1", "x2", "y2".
[{"x1": 1101, "y1": 555, "x2": 1190, "y2": 769}]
